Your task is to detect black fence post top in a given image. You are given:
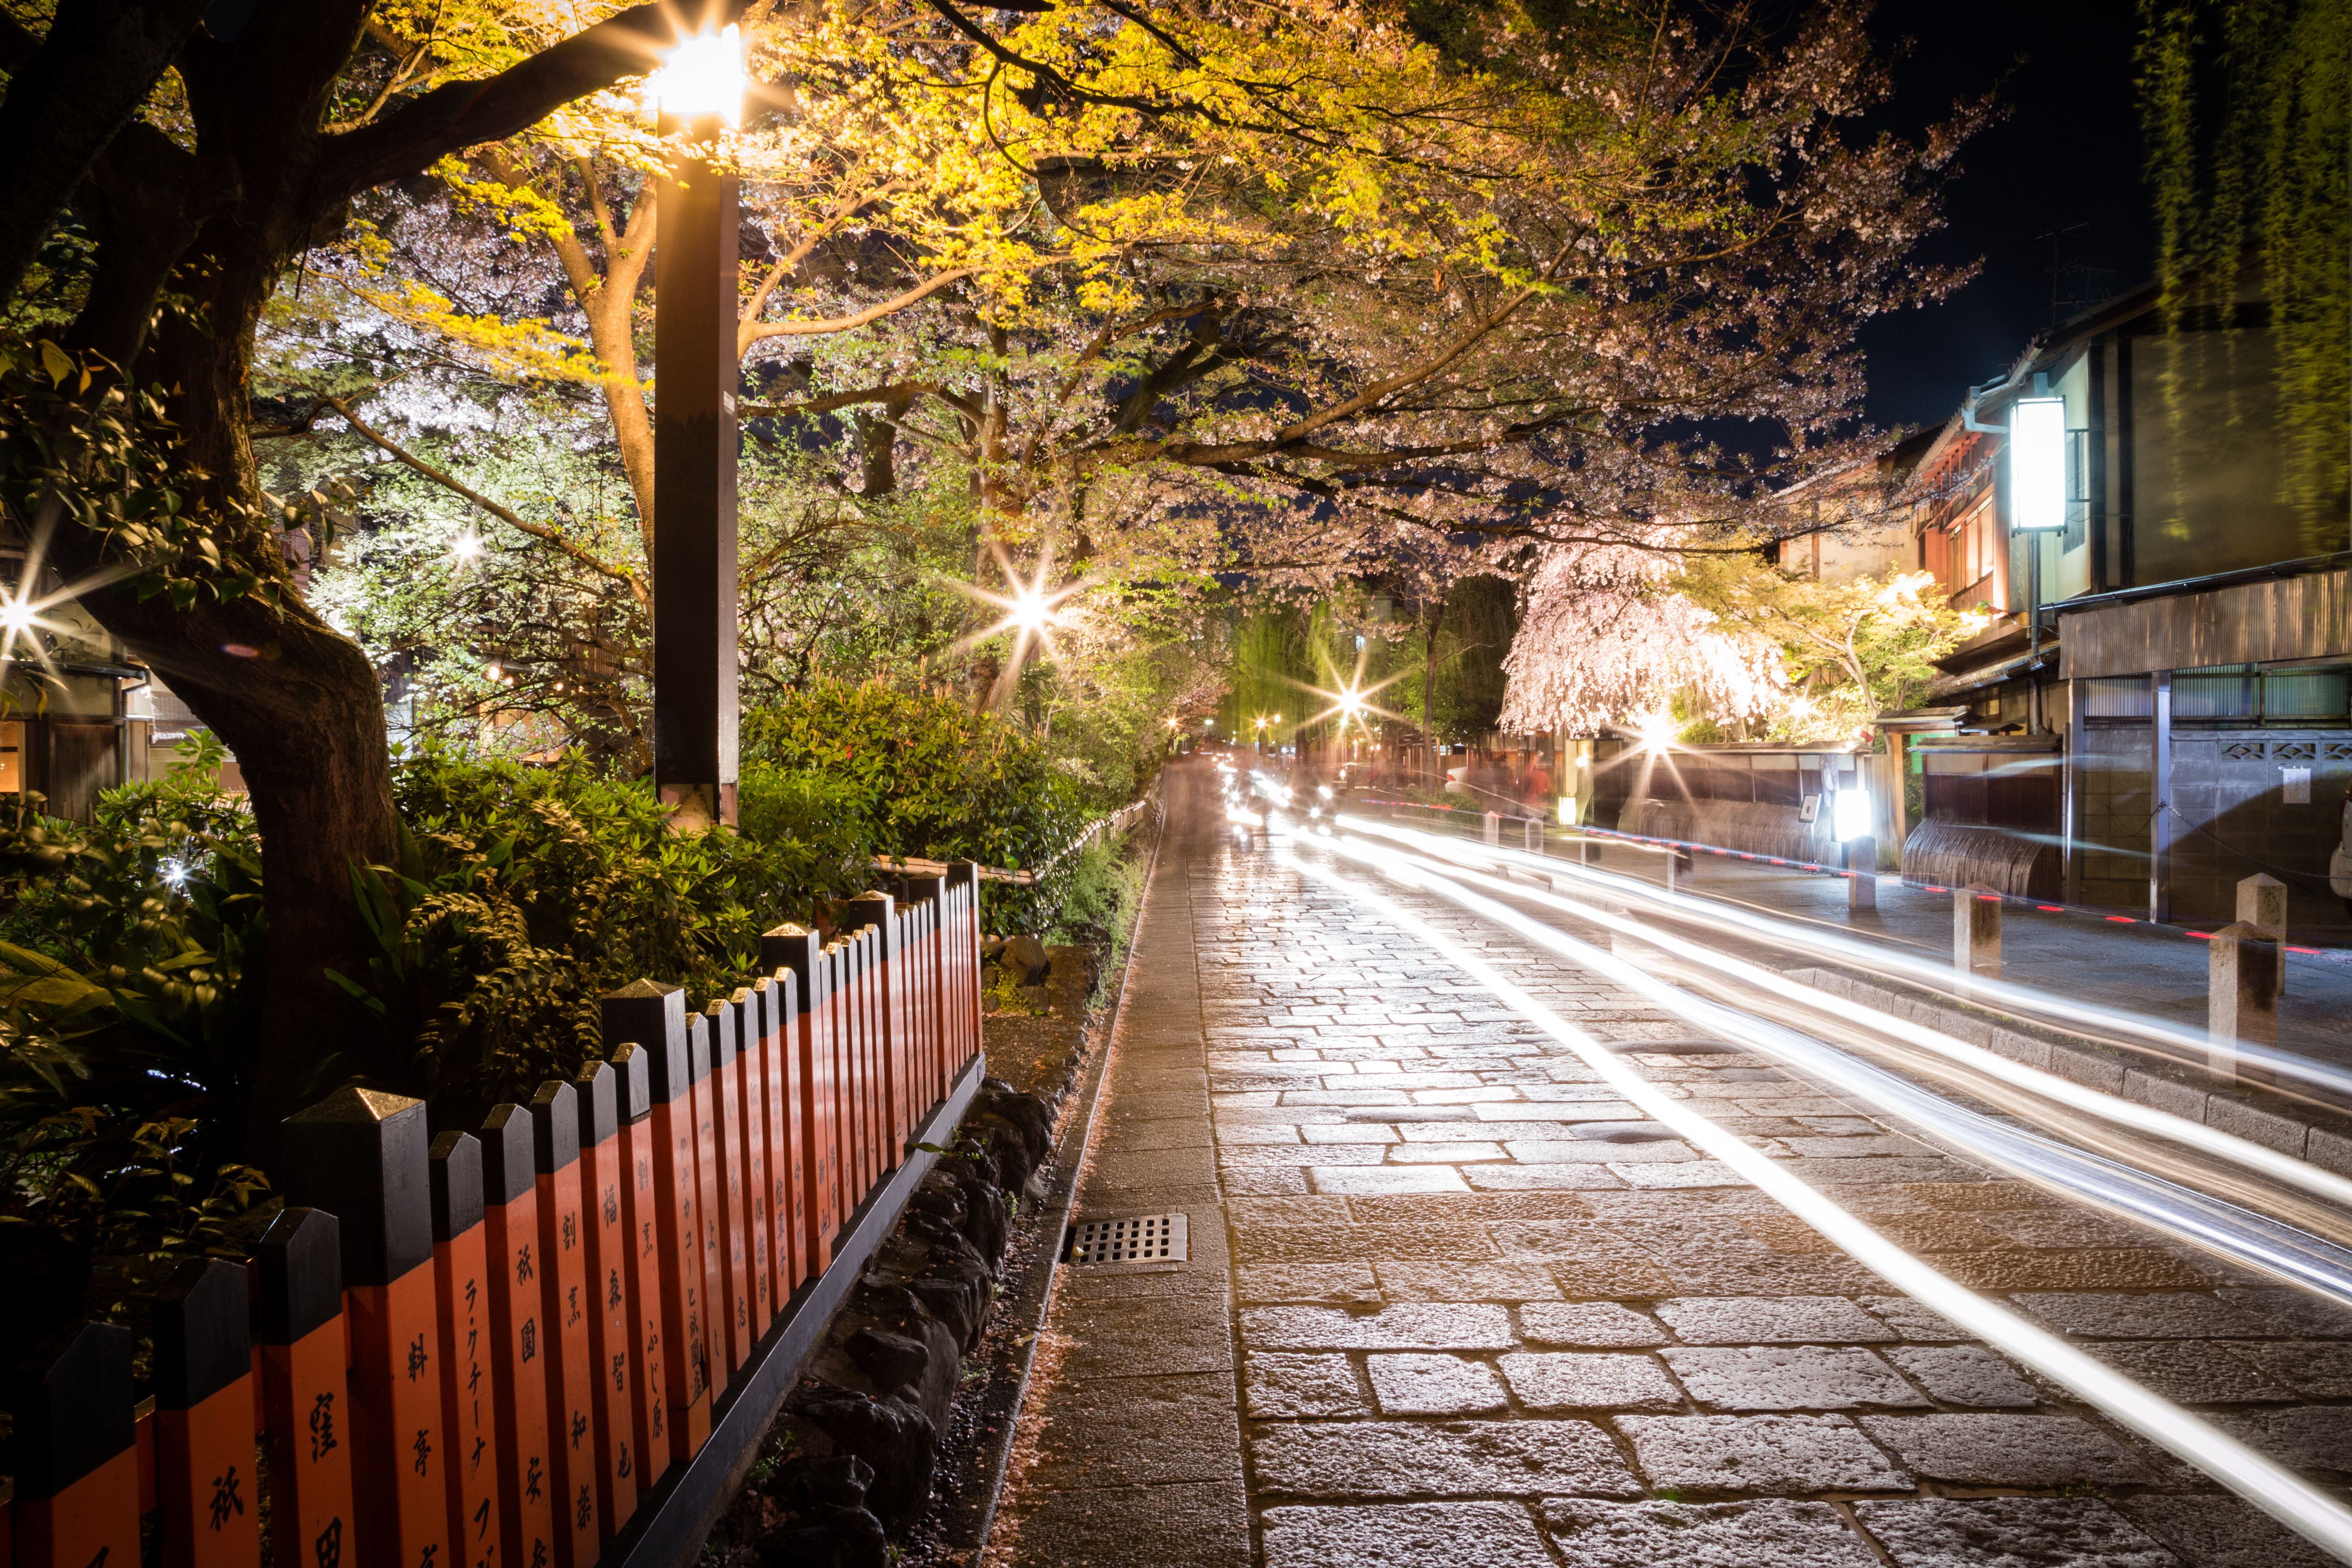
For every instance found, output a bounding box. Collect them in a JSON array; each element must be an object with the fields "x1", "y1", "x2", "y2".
[
  {"x1": 704, "y1": 996, "x2": 737, "y2": 1072},
  {"x1": 608, "y1": 1041, "x2": 652, "y2": 1122},
  {"x1": 530, "y1": 1079, "x2": 582, "y2": 1174},
  {"x1": 574, "y1": 1060, "x2": 620, "y2": 1146},
  {"x1": 7, "y1": 1319, "x2": 134, "y2": 1498},
  {"x1": 281, "y1": 1086, "x2": 432, "y2": 1289},
  {"x1": 153, "y1": 1256, "x2": 251, "y2": 1412},
  {"x1": 687, "y1": 1010, "x2": 713, "y2": 1086},
  {"x1": 430, "y1": 1131, "x2": 486, "y2": 1242},
  {"x1": 763, "y1": 929, "x2": 822, "y2": 1013},
  {"x1": 602, "y1": 980, "x2": 686, "y2": 1059},
  {"x1": 255, "y1": 1207, "x2": 343, "y2": 1346},
  {"x1": 480, "y1": 1103, "x2": 536, "y2": 1207}
]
